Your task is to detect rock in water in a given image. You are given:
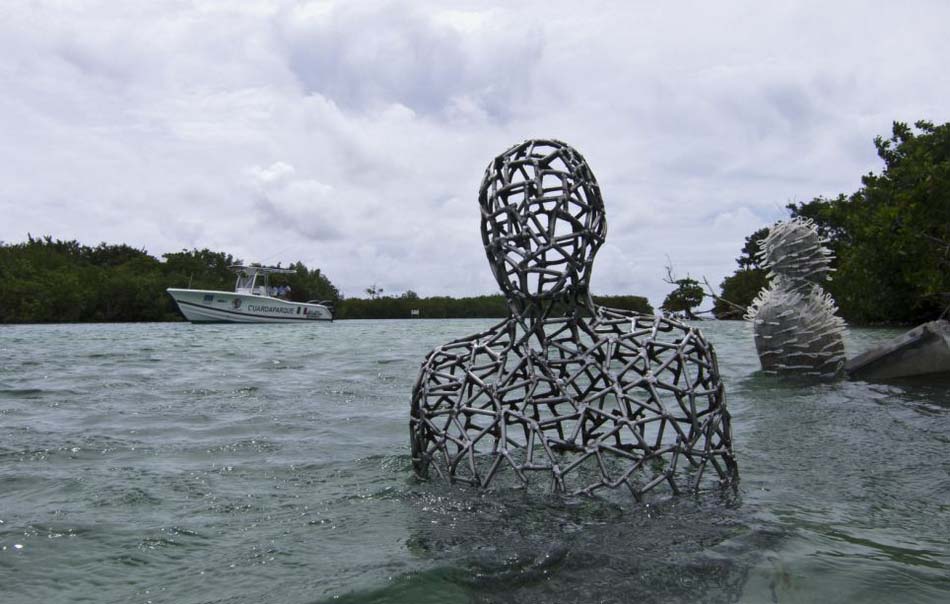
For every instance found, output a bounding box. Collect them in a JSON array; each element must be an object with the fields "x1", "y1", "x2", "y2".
[{"x1": 845, "y1": 320, "x2": 950, "y2": 381}]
